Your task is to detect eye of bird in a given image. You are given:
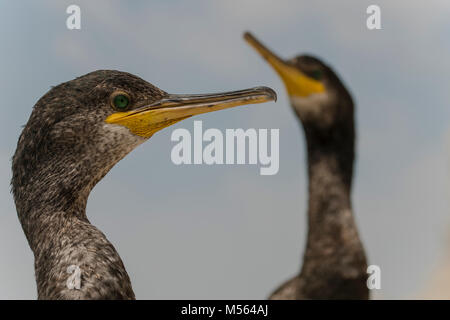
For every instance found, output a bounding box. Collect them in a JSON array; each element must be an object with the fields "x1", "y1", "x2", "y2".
[
  {"x1": 111, "y1": 92, "x2": 130, "y2": 111},
  {"x1": 310, "y1": 70, "x2": 323, "y2": 81}
]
